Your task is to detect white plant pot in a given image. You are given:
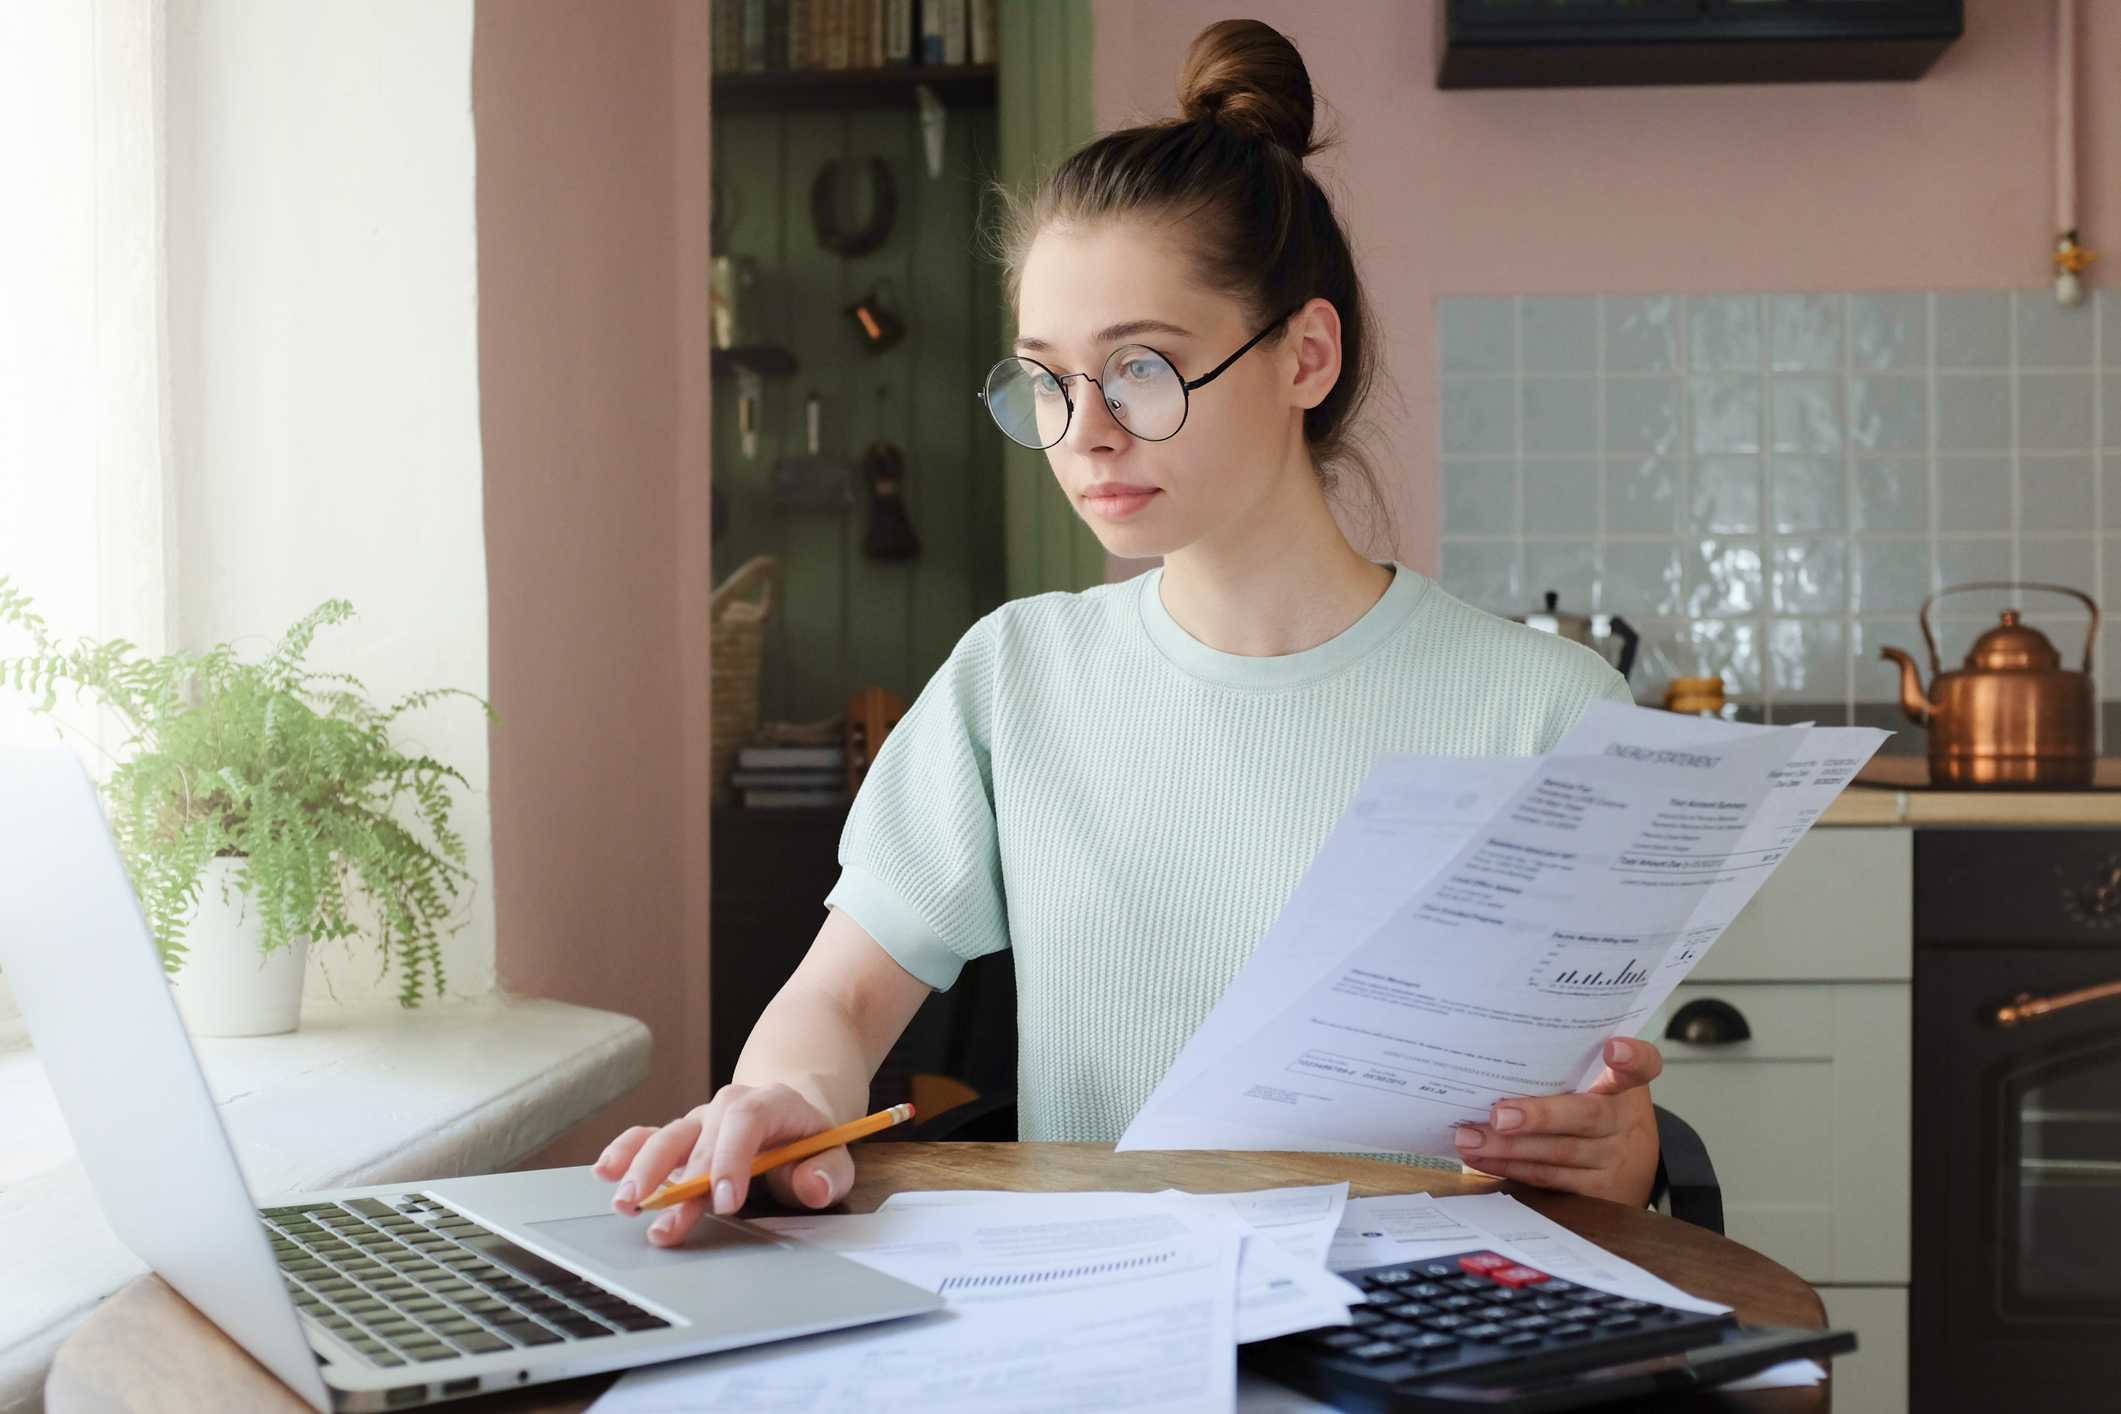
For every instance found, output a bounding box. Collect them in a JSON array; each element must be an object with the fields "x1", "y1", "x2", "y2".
[{"x1": 167, "y1": 857, "x2": 309, "y2": 1037}]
